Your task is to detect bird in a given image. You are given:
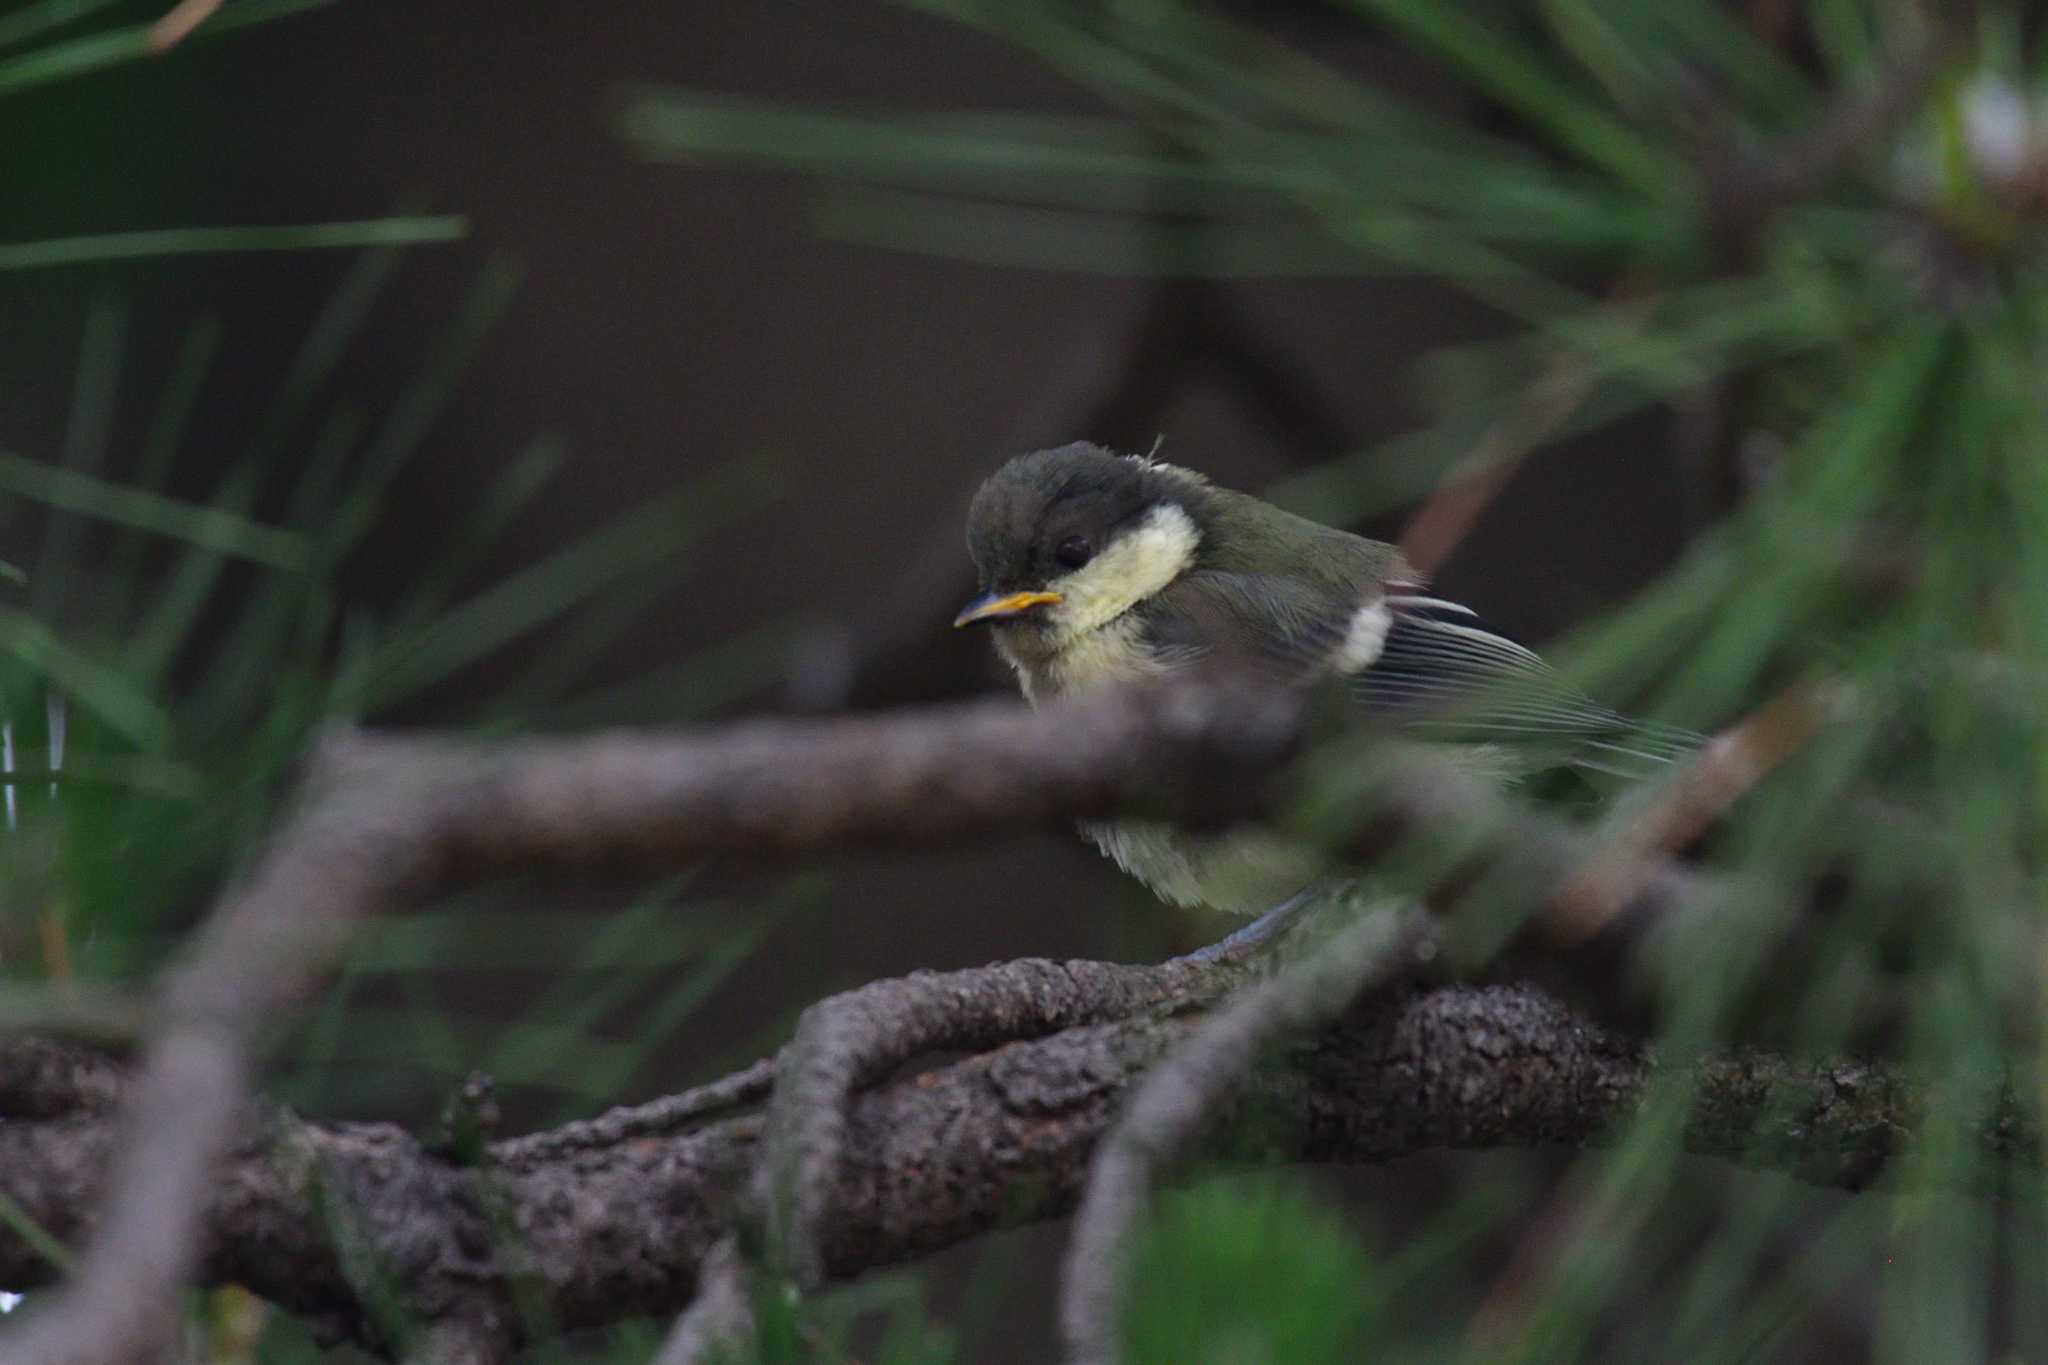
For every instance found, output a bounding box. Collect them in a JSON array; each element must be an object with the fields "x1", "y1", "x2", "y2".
[{"x1": 954, "y1": 441, "x2": 1692, "y2": 934}]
